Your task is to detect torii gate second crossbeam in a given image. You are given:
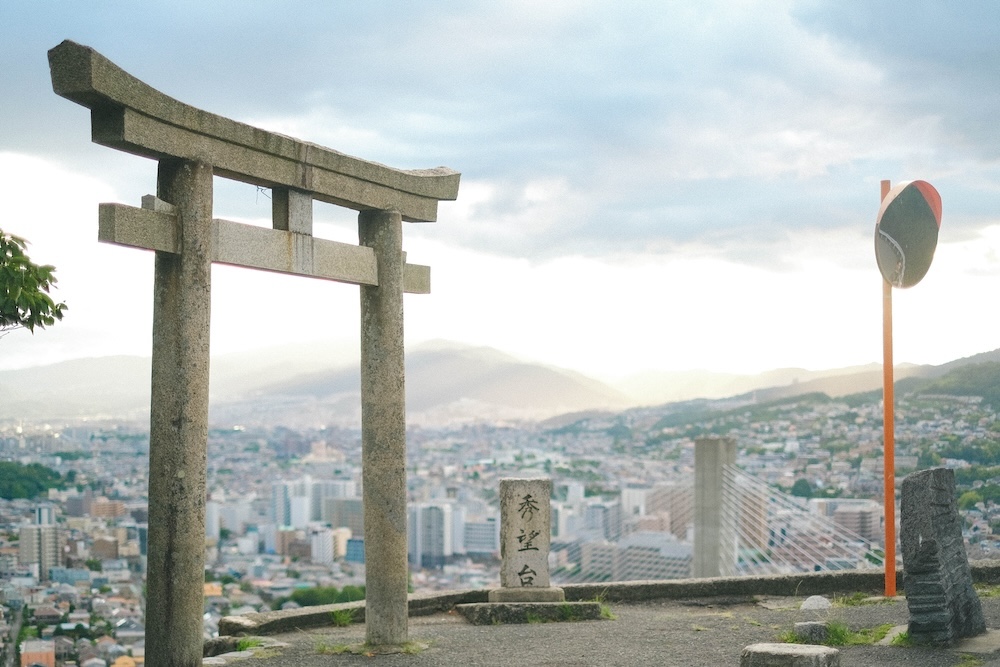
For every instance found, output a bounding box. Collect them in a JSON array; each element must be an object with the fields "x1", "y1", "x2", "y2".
[{"x1": 49, "y1": 40, "x2": 460, "y2": 665}]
